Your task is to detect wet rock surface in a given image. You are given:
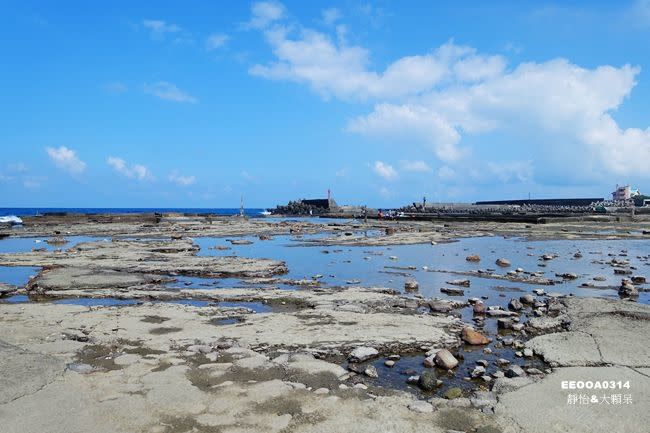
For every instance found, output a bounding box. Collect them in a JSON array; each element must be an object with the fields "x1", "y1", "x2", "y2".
[
  {"x1": 525, "y1": 297, "x2": 650, "y2": 367},
  {"x1": 0, "y1": 214, "x2": 649, "y2": 432},
  {"x1": 0, "y1": 239, "x2": 288, "y2": 281}
]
